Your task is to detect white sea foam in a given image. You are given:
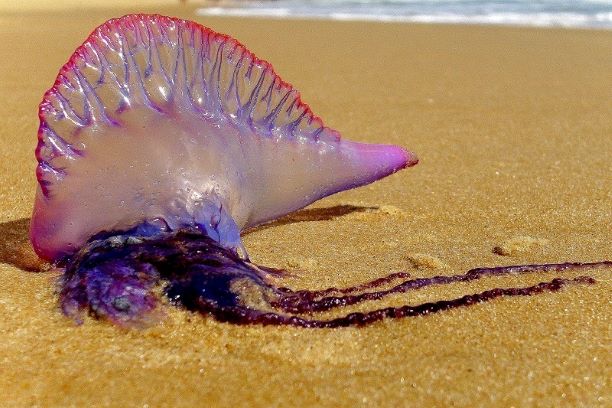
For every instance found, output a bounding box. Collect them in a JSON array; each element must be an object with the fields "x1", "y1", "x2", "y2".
[{"x1": 197, "y1": 1, "x2": 612, "y2": 29}]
